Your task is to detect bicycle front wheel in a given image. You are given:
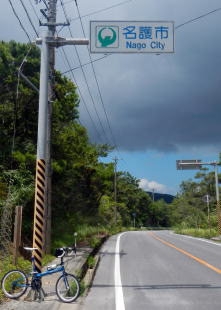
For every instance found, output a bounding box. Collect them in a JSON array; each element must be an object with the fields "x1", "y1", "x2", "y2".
[
  {"x1": 1, "y1": 270, "x2": 28, "y2": 299},
  {"x1": 56, "y1": 273, "x2": 80, "y2": 303}
]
